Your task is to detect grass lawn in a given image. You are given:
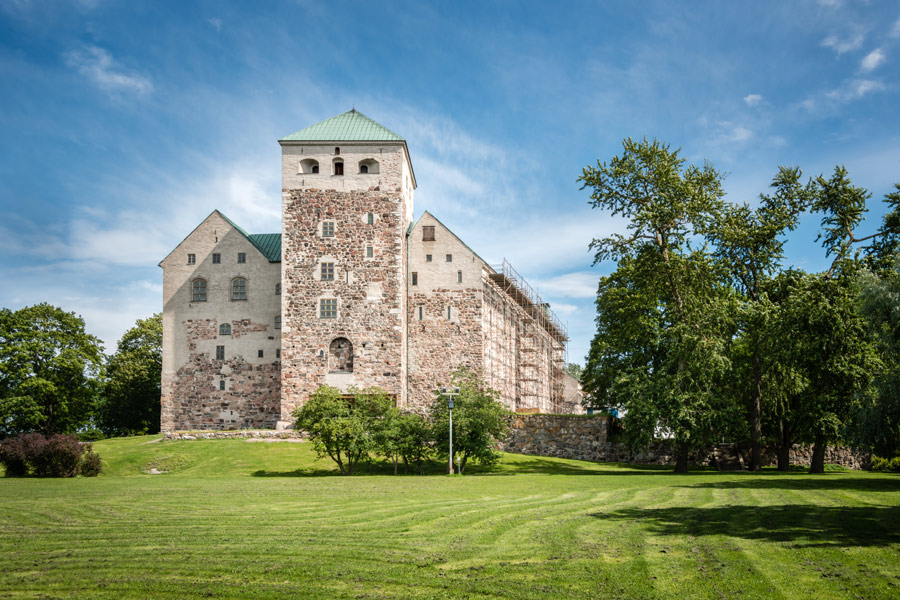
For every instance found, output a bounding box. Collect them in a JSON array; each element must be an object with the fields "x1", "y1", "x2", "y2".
[{"x1": 1, "y1": 436, "x2": 899, "y2": 599}]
